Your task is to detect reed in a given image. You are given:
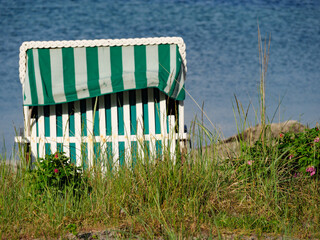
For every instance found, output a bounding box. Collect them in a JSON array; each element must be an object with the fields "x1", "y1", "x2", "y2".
[{"x1": 258, "y1": 23, "x2": 271, "y2": 146}]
